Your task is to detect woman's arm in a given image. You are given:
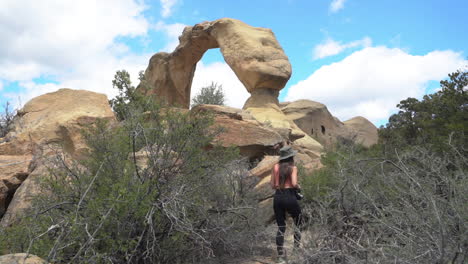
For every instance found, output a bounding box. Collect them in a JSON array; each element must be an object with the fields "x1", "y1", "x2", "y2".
[{"x1": 291, "y1": 166, "x2": 299, "y2": 188}]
